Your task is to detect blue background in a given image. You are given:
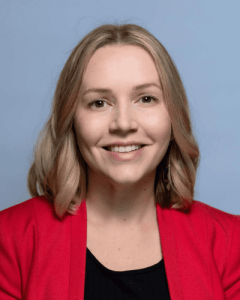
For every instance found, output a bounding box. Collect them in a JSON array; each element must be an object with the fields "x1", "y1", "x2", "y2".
[{"x1": 0, "y1": 0, "x2": 239, "y2": 214}]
